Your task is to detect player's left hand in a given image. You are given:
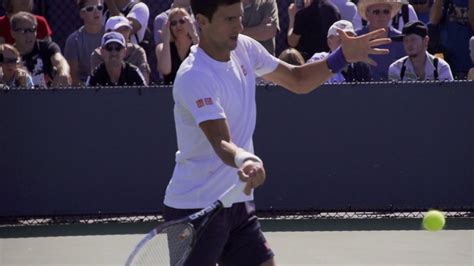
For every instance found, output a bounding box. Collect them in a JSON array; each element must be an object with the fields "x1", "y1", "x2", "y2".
[
  {"x1": 339, "y1": 28, "x2": 391, "y2": 66},
  {"x1": 239, "y1": 160, "x2": 266, "y2": 196}
]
